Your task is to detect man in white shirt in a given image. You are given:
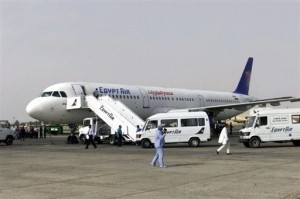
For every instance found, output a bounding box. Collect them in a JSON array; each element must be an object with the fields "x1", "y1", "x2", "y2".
[
  {"x1": 85, "y1": 125, "x2": 97, "y2": 149},
  {"x1": 216, "y1": 123, "x2": 231, "y2": 155}
]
